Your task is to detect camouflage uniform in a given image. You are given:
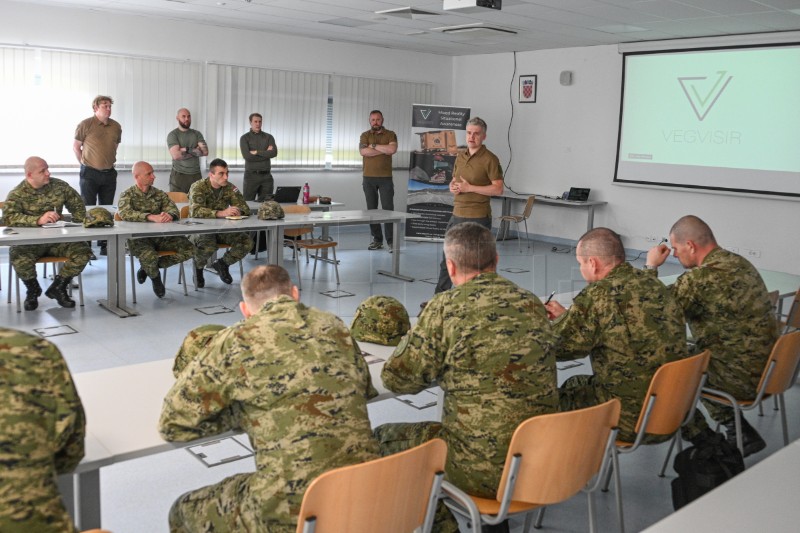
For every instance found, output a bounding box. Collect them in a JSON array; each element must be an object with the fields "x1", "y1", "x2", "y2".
[
  {"x1": 159, "y1": 296, "x2": 380, "y2": 533},
  {"x1": 350, "y1": 295, "x2": 411, "y2": 346},
  {"x1": 553, "y1": 262, "x2": 688, "y2": 442},
  {"x1": 376, "y1": 273, "x2": 558, "y2": 525},
  {"x1": 3, "y1": 177, "x2": 91, "y2": 280},
  {"x1": 172, "y1": 324, "x2": 226, "y2": 377},
  {"x1": 664, "y1": 247, "x2": 778, "y2": 432},
  {"x1": 117, "y1": 184, "x2": 194, "y2": 279},
  {"x1": 0, "y1": 327, "x2": 86, "y2": 533},
  {"x1": 188, "y1": 177, "x2": 252, "y2": 268}
]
